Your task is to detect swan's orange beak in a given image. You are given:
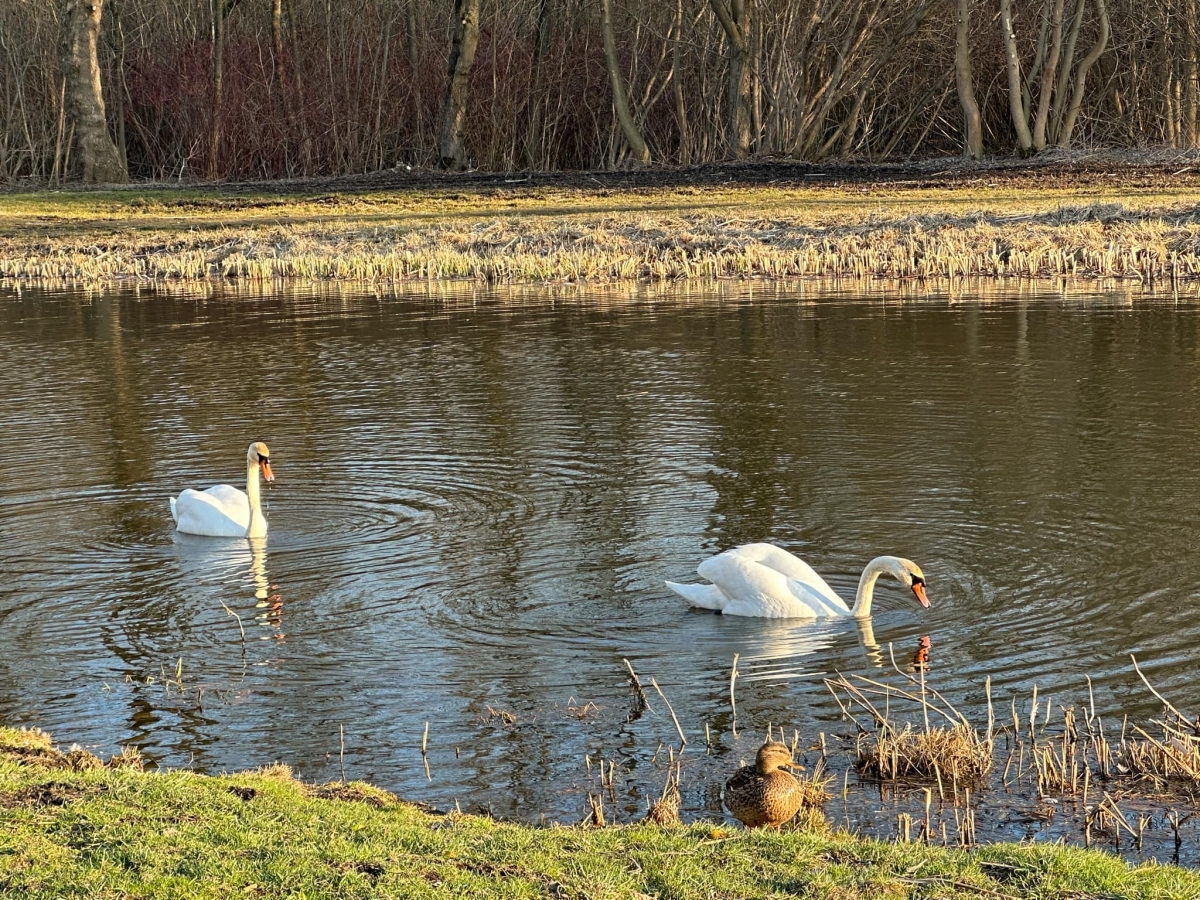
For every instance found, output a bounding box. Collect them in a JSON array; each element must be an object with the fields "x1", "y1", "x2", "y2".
[
  {"x1": 911, "y1": 582, "x2": 929, "y2": 608},
  {"x1": 260, "y1": 460, "x2": 274, "y2": 483}
]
